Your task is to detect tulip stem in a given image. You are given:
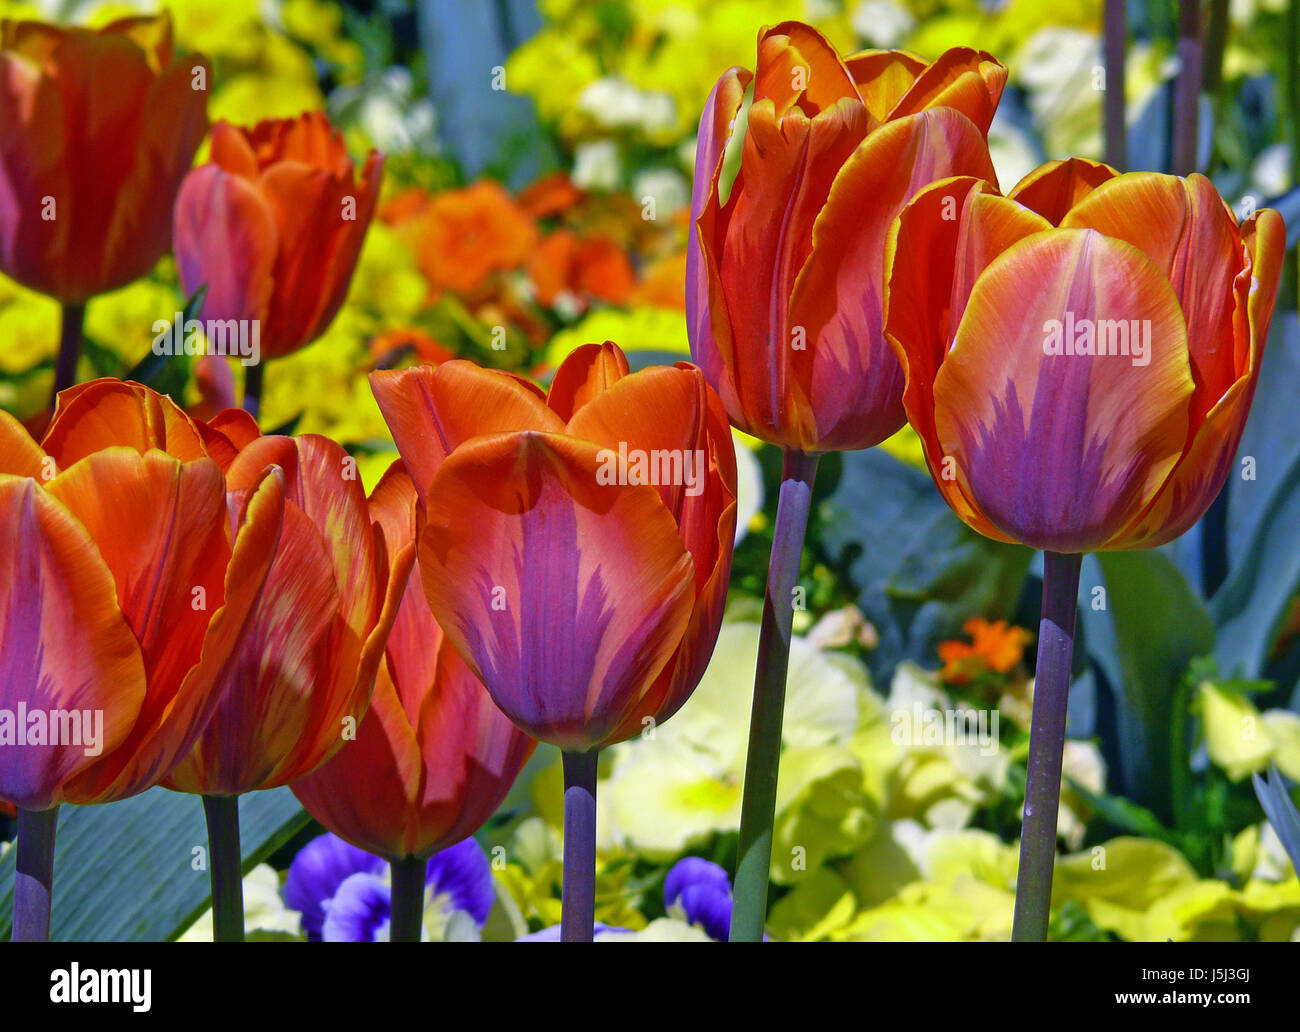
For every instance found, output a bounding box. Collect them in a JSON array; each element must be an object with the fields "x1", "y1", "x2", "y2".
[
  {"x1": 389, "y1": 856, "x2": 426, "y2": 942},
  {"x1": 1012, "y1": 550, "x2": 1083, "y2": 942},
  {"x1": 560, "y1": 749, "x2": 599, "y2": 942},
  {"x1": 202, "y1": 794, "x2": 245, "y2": 942},
  {"x1": 730, "y1": 448, "x2": 820, "y2": 942},
  {"x1": 243, "y1": 364, "x2": 264, "y2": 421},
  {"x1": 51, "y1": 302, "x2": 85, "y2": 403},
  {"x1": 1102, "y1": 0, "x2": 1127, "y2": 170},
  {"x1": 13, "y1": 806, "x2": 59, "y2": 942}
]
